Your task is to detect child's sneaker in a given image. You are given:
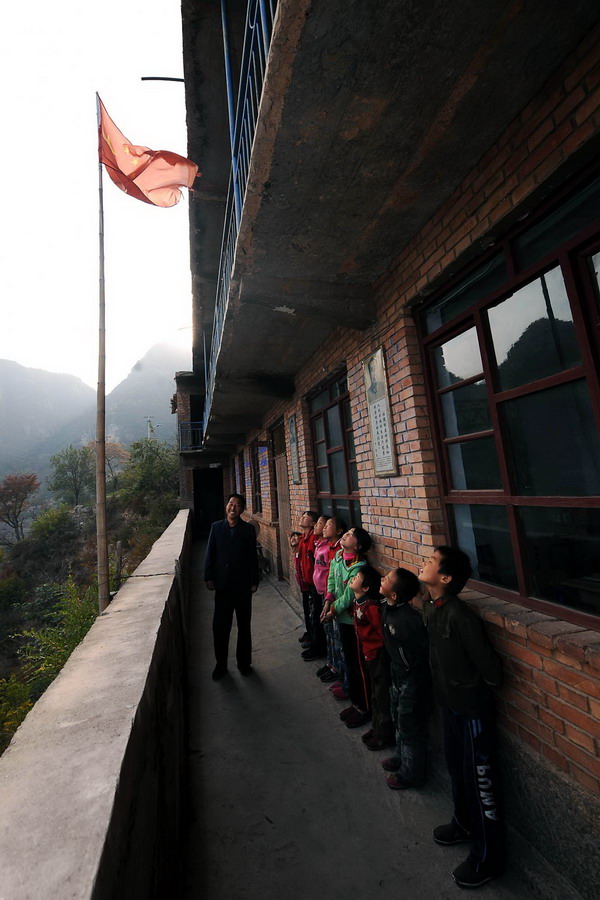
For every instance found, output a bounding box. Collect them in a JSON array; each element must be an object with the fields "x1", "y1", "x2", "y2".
[
  {"x1": 316, "y1": 665, "x2": 330, "y2": 678},
  {"x1": 432, "y1": 820, "x2": 471, "y2": 846},
  {"x1": 345, "y1": 710, "x2": 371, "y2": 728},
  {"x1": 361, "y1": 728, "x2": 375, "y2": 743},
  {"x1": 339, "y1": 706, "x2": 356, "y2": 721},
  {"x1": 331, "y1": 685, "x2": 348, "y2": 700},
  {"x1": 386, "y1": 772, "x2": 424, "y2": 789},
  {"x1": 381, "y1": 756, "x2": 401, "y2": 772},
  {"x1": 452, "y1": 856, "x2": 502, "y2": 889}
]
